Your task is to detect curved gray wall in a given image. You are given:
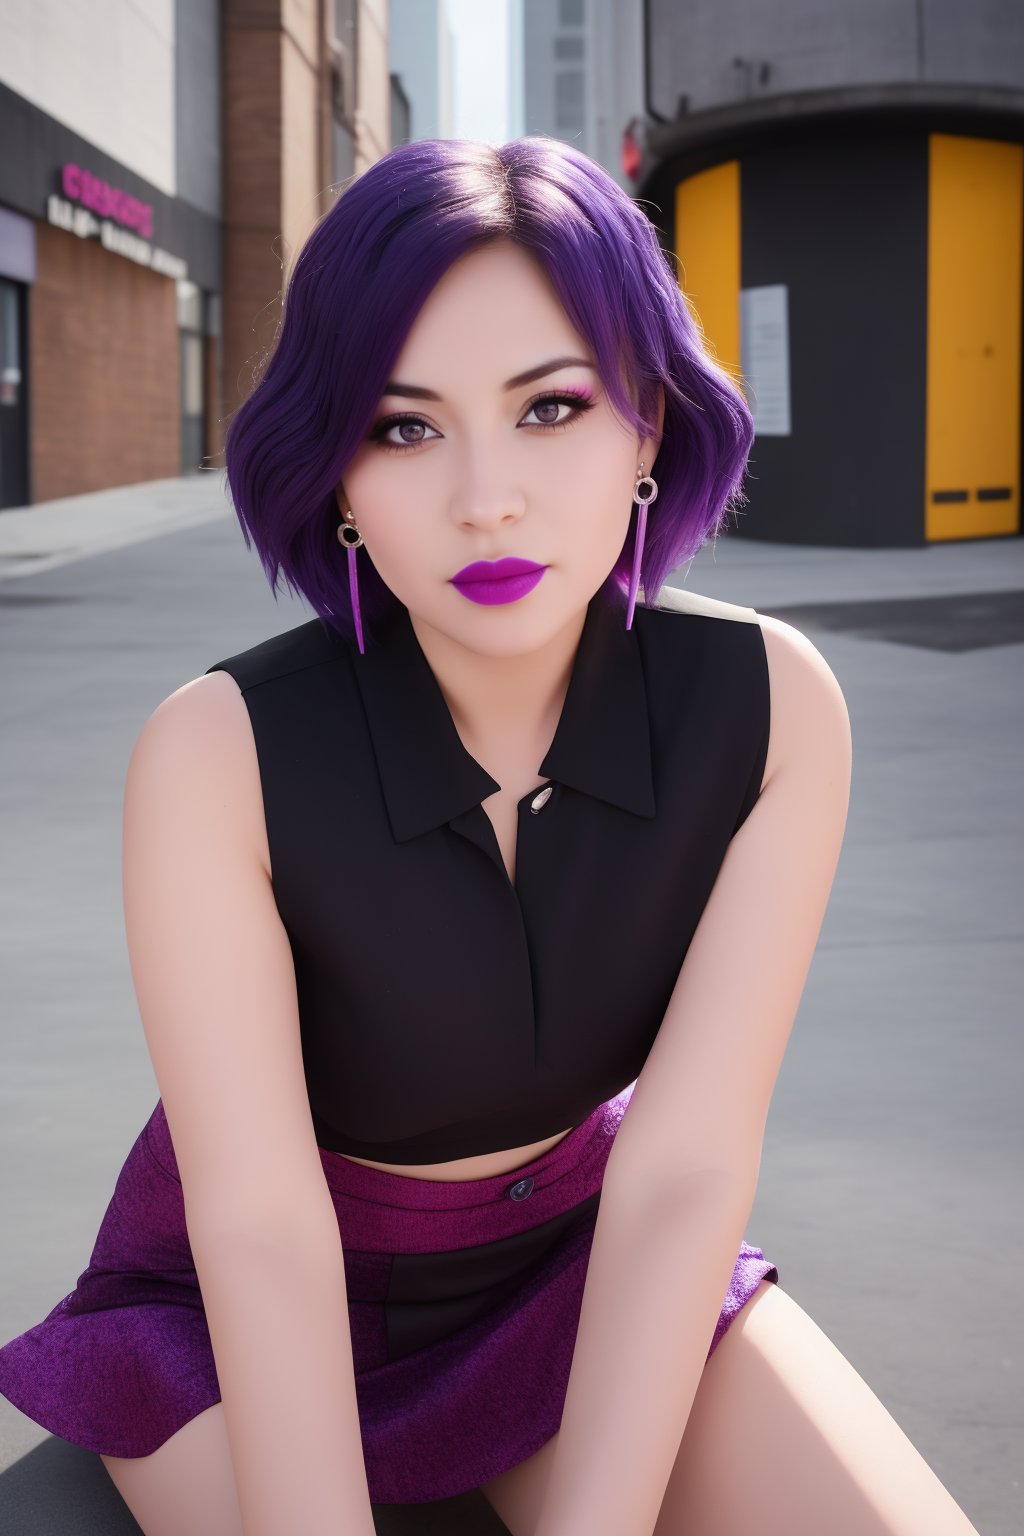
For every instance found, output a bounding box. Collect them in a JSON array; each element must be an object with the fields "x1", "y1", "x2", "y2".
[{"x1": 647, "y1": 0, "x2": 1024, "y2": 122}]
